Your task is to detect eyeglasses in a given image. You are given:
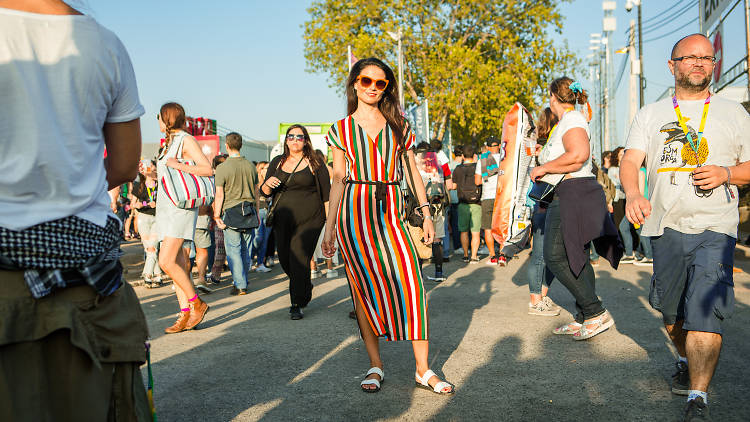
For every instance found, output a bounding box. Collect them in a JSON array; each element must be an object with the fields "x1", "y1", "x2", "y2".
[
  {"x1": 672, "y1": 55, "x2": 717, "y2": 65},
  {"x1": 356, "y1": 75, "x2": 389, "y2": 91},
  {"x1": 286, "y1": 134, "x2": 305, "y2": 142}
]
